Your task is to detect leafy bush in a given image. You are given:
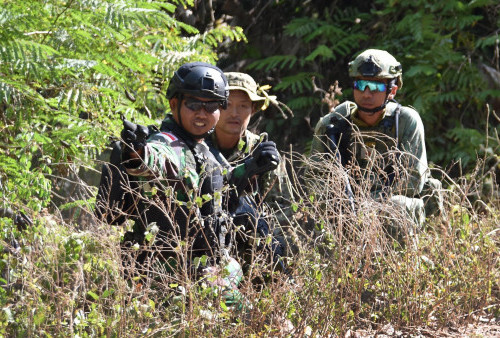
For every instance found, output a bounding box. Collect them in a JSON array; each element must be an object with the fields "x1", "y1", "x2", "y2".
[
  {"x1": 240, "y1": 0, "x2": 500, "y2": 170},
  {"x1": 0, "y1": 0, "x2": 245, "y2": 214}
]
